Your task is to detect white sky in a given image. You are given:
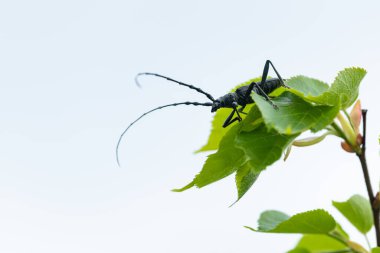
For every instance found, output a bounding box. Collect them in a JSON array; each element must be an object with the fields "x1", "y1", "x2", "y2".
[{"x1": 1, "y1": 0, "x2": 380, "y2": 252}]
